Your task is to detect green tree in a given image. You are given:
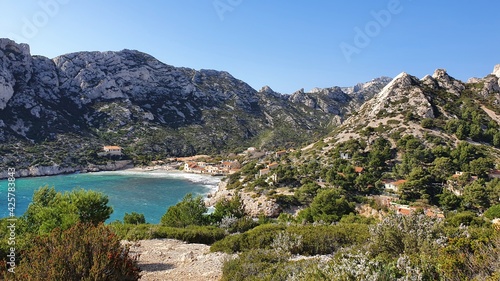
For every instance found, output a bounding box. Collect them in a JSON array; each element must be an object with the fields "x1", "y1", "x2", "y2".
[
  {"x1": 462, "y1": 180, "x2": 490, "y2": 211},
  {"x1": 469, "y1": 123, "x2": 483, "y2": 141},
  {"x1": 298, "y1": 189, "x2": 355, "y2": 223},
  {"x1": 487, "y1": 179, "x2": 500, "y2": 206},
  {"x1": 493, "y1": 132, "x2": 500, "y2": 147},
  {"x1": 484, "y1": 204, "x2": 500, "y2": 220},
  {"x1": 431, "y1": 157, "x2": 455, "y2": 181},
  {"x1": 294, "y1": 182, "x2": 321, "y2": 205},
  {"x1": 23, "y1": 186, "x2": 112, "y2": 235},
  {"x1": 438, "y1": 189, "x2": 462, "y2": 211},
  {"x1": 161, "y1": 193, "x2": 207, "y2": 227},
  {"x1": 468, "y1": 157, "x2": 494, "y2": 178},
  {"x1": 67, "y1": 189, "x2": 113, "y2": 225},
  {"x1": 421, "y1": 118, "x2": 434, "y2": 129},
  {"x1": 124, "y1": 212, "x2": 146, "y2": 224},
  {"x1": 211, "y1": 192, "x2": 245, "y2": 222},
  {"x1": 455, "y1": 124, "x2": 468, "y2": 140}
]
